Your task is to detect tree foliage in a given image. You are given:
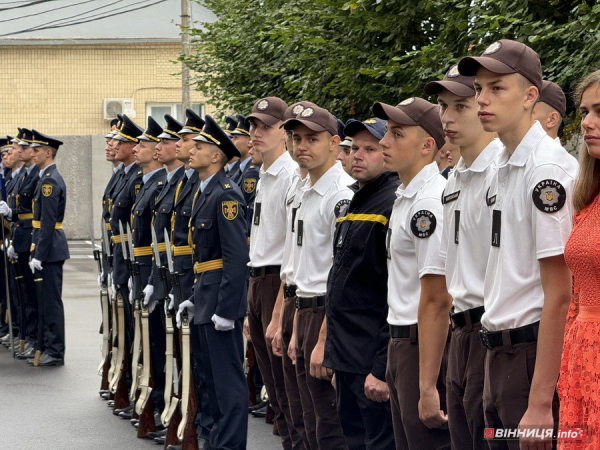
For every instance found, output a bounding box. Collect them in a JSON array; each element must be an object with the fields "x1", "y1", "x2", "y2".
[{"x1": 182, "y1": 0, "x2": 599, "y2": 126}]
